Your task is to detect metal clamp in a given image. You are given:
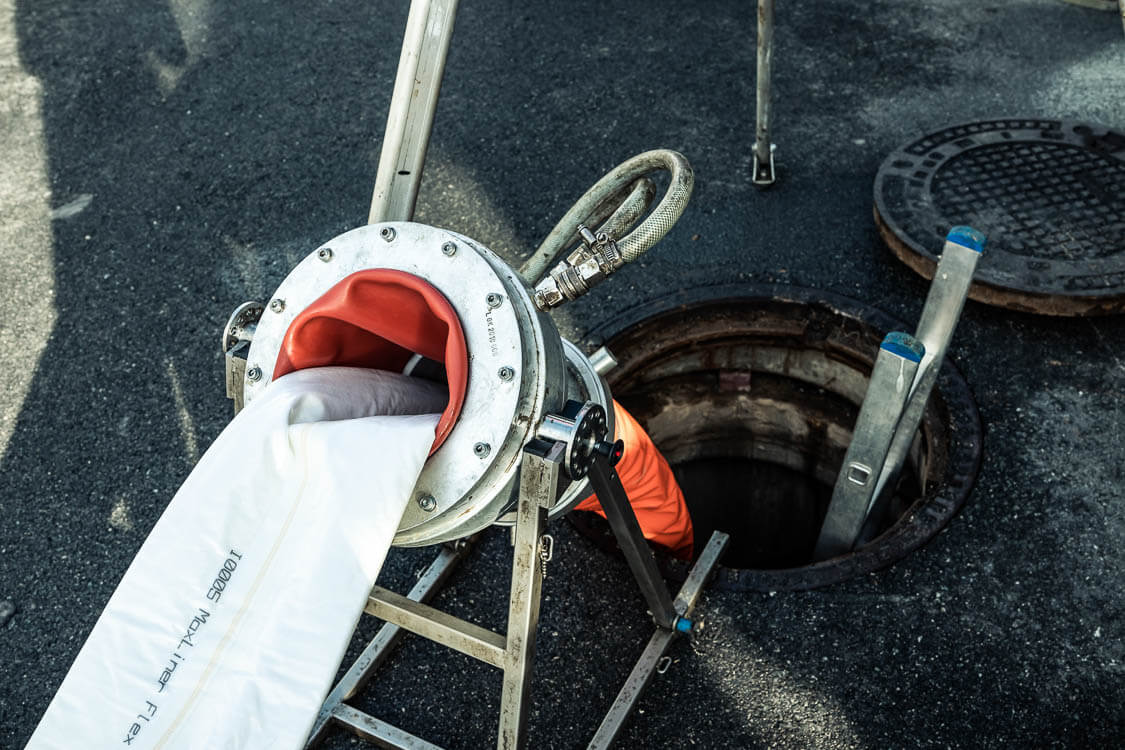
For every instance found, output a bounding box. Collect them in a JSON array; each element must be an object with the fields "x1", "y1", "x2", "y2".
[
  {"x1": 751, "y1": 143, "x2": 777, "y2": 188},
  {"x1": 535, "y1": 400, "x2": 610, "y2": 480},
  {"x1": 534, "y1": 225, "x2": 625, "y2": 309},
  {"x1": 222, "y1": 301, "x2": 264, "y2": 414}
]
